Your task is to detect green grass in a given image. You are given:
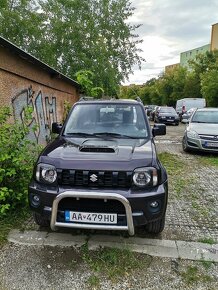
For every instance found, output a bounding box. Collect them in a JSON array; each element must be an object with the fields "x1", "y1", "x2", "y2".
[
  {"x1": 181, "y1": 265, "x2": 214, "y2": 284},
  {"x1": 158, "y1": 152, "x2": 185, "y2": 175},
  {"x1": 200, "y1": 260, "x2": 214, "y2": 270},
  {"x1": 197, "y1": 156, "x2": 218, "y2": 167},
  {"x1": 198, "y1": 237, "x2": 217, "y2": 245},
  {"x1": 87, "y1": 275, "x2": 100, "y2": 288},
  {"x1": 0, "y1": 207, "x2": 30, "y2": 246},
  {"x1": 158, "y1": 152, "x2": 194, "y2": 199},
  {"x1": 81, "y1": 243, "x2": 152, "y2": 281}
]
